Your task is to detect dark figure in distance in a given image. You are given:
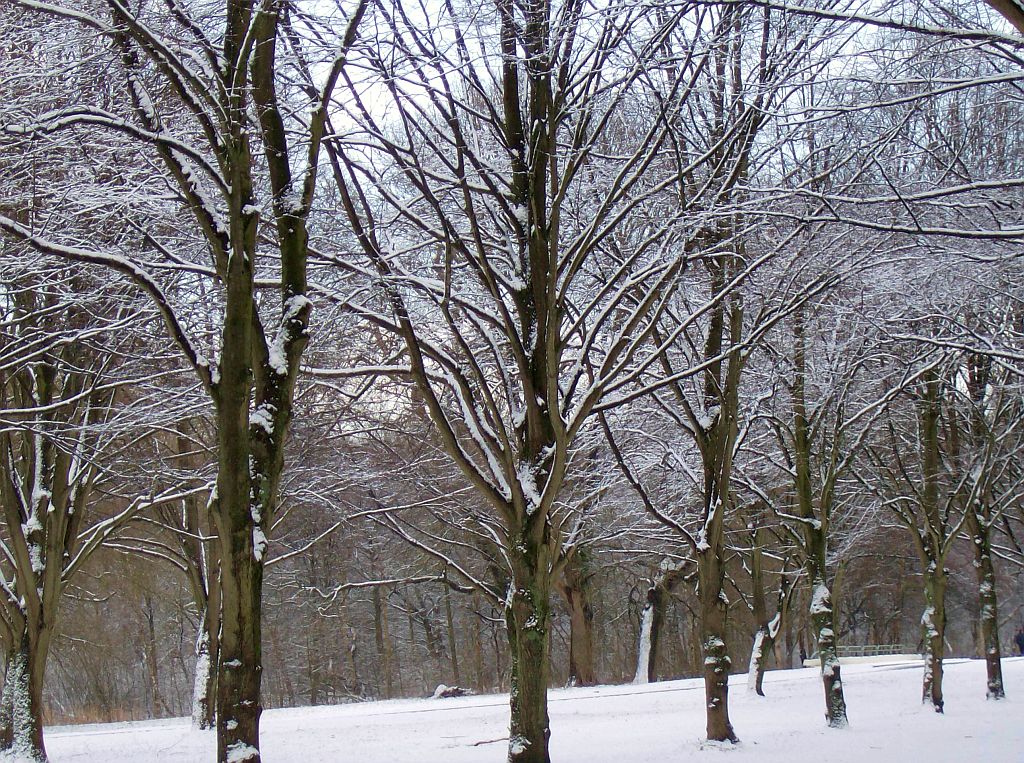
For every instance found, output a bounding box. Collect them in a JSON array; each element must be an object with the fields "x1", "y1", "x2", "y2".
[{"x1": 1015, "y1": 626, "x2": 1024, "y2": 656}]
